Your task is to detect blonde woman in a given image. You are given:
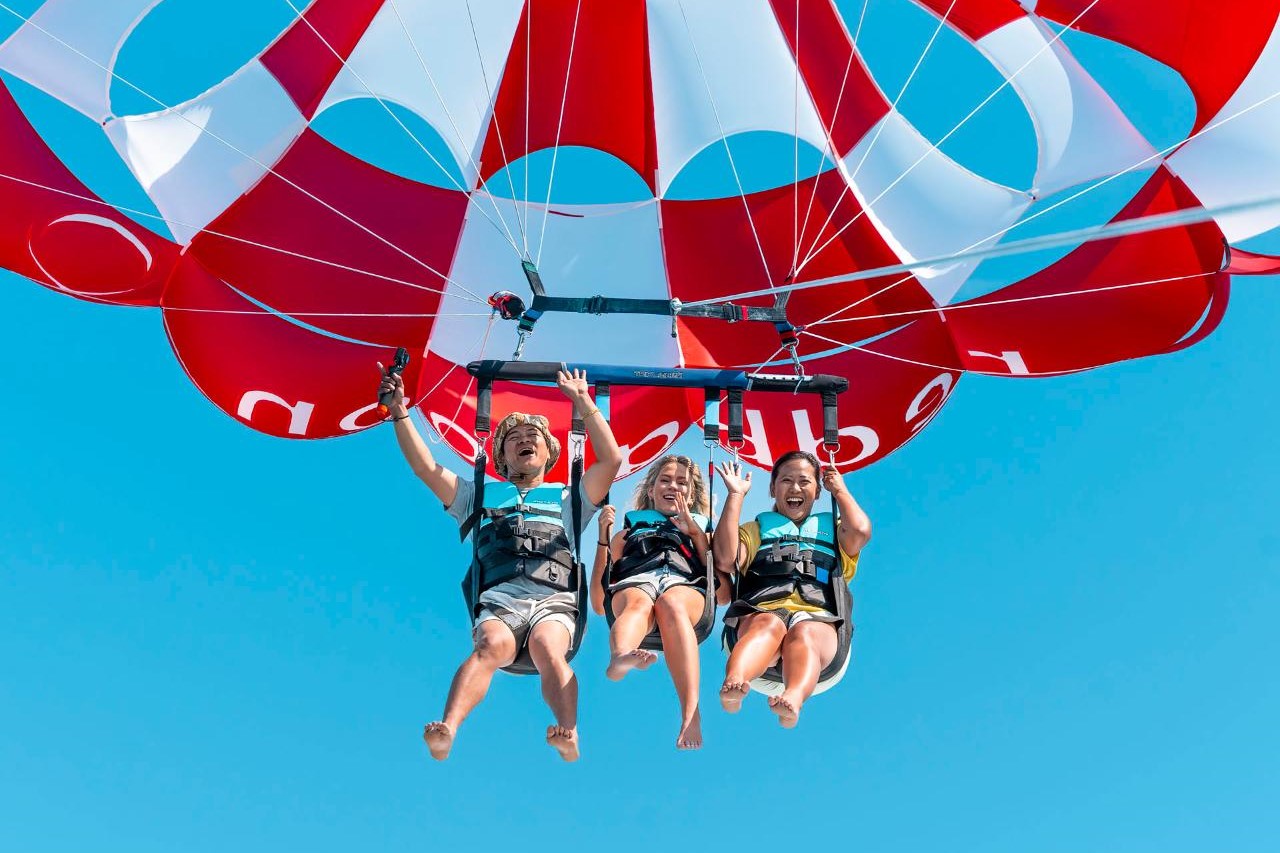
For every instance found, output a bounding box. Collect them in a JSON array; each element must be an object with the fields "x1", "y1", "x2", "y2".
[{"x1": 591, "y1": 455, "x2": 716, "y2": 749}]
